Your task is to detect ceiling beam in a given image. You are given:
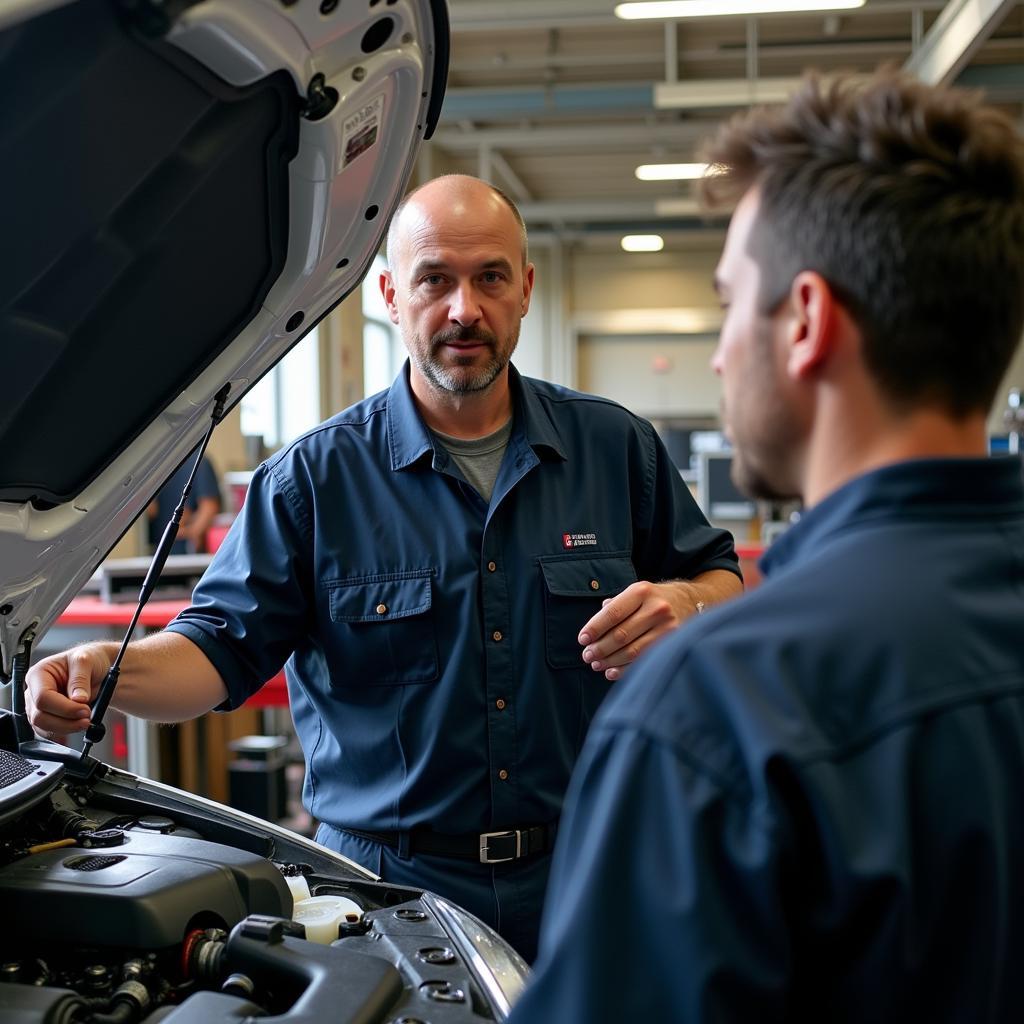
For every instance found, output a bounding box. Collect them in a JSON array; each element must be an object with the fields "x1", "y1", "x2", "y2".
[
  {"x1": 448, "y1": 37, "x2": 920, "y2": 74},
  {"x1": 439, "y1": 82, "x2": 655, "y2": 121},
  {"x1": 488, "y1": 148, "x2": 534, "y2": 202},
  {"x1": 448, "y1": 0, "x2": 947, "y2": 33},
  {"x1": 517, "y1": 197, "x2": 705, "y2": 224},
  {"x1": 441, "y1": 76, "x2": 824, "y2": 122},
  {"x1": 904, "y1": 0, "x2": 1018, "y2": 85},
  {"x1": 432, "y1": 122, "x2": 711, "y2": 153}
]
